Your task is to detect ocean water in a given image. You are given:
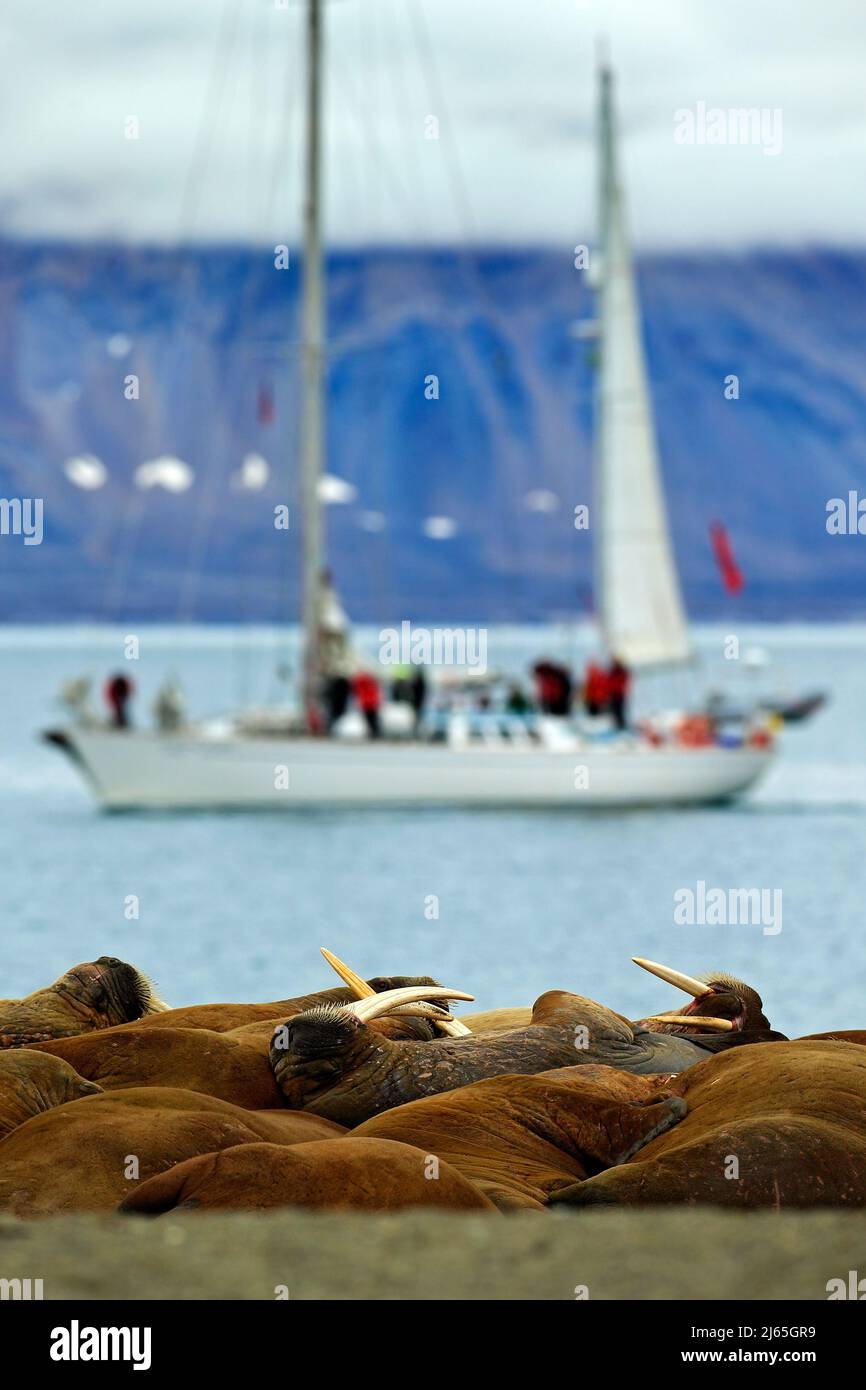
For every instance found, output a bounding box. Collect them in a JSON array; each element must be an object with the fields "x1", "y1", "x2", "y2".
[{"x1": 1, "y1": 622, "x2": 864, "y2": 1039}]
